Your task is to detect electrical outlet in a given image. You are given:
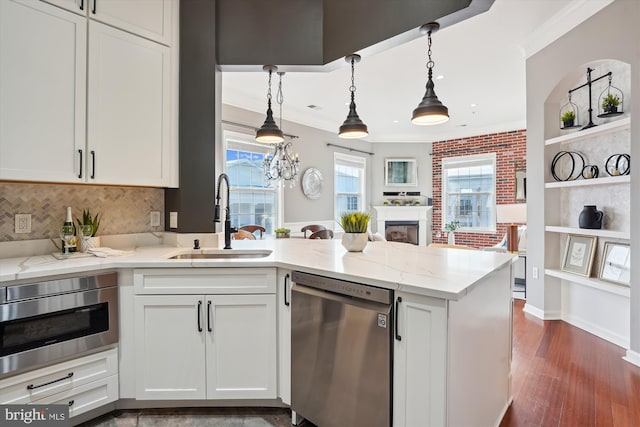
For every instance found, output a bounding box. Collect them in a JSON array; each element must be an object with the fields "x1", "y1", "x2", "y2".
[
  {"x1": 532, "y1": 267, "x2": 539, "y2": 279},
  {"x1": 169, "y1": 212, "x2": 178, "y2": 229},
  {"x1": 15, "y1": 214, "x2": 31, "y2": 233},
  {"x1": 150, "y1": 211, "x2": 161, "y2": 227}
]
